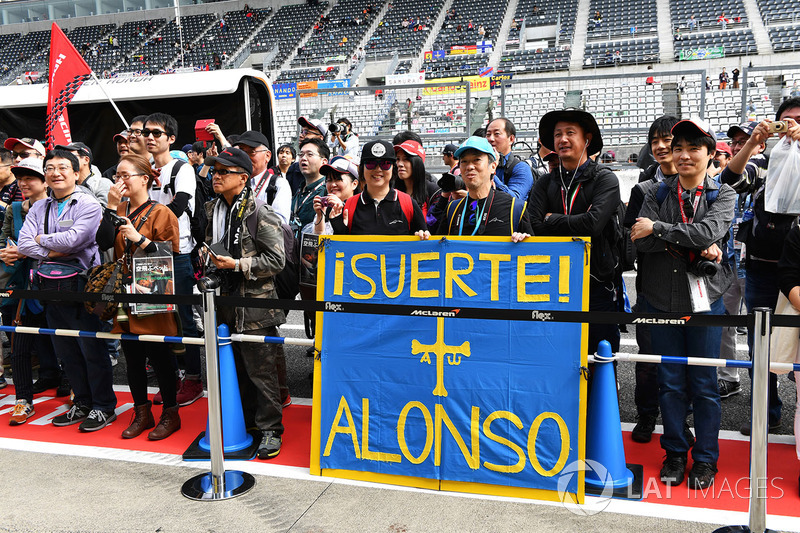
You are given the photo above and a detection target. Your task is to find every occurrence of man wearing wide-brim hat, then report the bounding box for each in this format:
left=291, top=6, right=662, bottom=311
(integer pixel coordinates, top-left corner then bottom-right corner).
left=528, top=108, right=622, bottom=355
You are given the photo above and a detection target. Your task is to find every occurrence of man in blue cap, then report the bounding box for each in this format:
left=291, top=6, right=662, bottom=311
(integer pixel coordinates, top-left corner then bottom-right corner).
left=631, top=118, right=735, bottom=489
left=420, top=136, right=530, bottom=238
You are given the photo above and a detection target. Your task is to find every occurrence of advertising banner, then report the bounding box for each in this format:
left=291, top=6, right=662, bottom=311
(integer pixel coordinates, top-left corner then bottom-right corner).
left=678, top=46, right=725, bottom=60
left=422, top=76, right=490, bottom=96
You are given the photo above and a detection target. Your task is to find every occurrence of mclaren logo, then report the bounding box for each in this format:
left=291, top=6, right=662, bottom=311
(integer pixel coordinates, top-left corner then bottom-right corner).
left=632, top=316, right=692, bottom=325
left=411, top=309, right=460, bottom=317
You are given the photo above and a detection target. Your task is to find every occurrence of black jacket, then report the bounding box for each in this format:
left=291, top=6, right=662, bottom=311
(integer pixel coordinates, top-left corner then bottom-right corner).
left=528, top=159, right=621, bottom=282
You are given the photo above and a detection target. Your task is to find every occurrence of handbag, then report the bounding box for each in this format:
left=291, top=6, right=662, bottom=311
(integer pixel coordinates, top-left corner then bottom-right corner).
left=34, top=260, right=85, bottom=293
left=769, top=291, right=800, bottom=374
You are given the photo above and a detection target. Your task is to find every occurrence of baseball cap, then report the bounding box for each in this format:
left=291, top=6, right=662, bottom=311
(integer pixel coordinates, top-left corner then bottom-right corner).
left=4, top=137, right=45, bottom=157
left=181, top=143, right=193, bottom=153
left=539, top=108, right=603, bottom=155
left=298, top=117, right=327, bottom=139
left=726, top=121, right=756, bottom=138
left=715, top=141, right=733, bottom=156
left=11, top=156, right=44, bottom=179
left=454, top=136, right=497, bottom=161
left=206, top=147, right=253, bottom=175
left=55, top=142, right=93, bottom=162
left=235, top=130, right=271, bottom=150
left=394, top=140, right=426, bottom=163
left=442, top=143, right=459, bottom=155
left=113, top=130, right=130, bottom=143
left=672, top=118, right=716, bottom=141
left=320, top=155, right=359, bottom=181
left=361, top=140, right=396, bottom=161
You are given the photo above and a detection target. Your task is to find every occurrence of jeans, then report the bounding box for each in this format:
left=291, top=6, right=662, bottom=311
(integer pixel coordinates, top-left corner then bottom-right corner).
left=45, top=303, right=116, bottom=412
left=745, top=268, right=782, bottom=425
left=633, top=294, right=659, bottom=417
left=719, top=276, right=745, bottom=382
left=174, top=253, right=202, bottom=377
left=645, top=298, right=723, bottom=464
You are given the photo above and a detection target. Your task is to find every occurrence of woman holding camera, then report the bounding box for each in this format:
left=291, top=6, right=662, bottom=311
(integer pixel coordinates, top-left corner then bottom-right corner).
left=329, top=118, right=359, bottom=158
left=308, top=155, right=360, bottom=235
left=96, top=154, right=182, bottom=440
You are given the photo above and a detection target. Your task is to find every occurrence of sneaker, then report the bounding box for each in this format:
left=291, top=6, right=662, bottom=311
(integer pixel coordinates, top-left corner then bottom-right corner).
left=740, top=419, right=781, bottom=436
left=9, top=400, right=34, bottom=426
left=631, top=413, right=657, bottom=443
left=153, top=378, right=182, bottom=406
left=257, top=431, right=281, bottom=459
left=736, top=326, right=747, bottom=335
left=660, top=452, right=687, bottom=486
left=79, top=409, right=117, bottom=432
left=282, top=395, right=292, bottom=408
left=688, top=461, right=717, bottom=490
left=176, top=379, right=204, bottom=407
left=52, top=403, right=91, bottom=427
left=718, top=379, right=741, bottom=399
left=32, top=377, right=60, bottom=394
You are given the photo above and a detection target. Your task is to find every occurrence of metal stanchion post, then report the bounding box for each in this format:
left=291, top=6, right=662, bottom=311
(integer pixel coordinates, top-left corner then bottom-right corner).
left=181, top=288, right=255, bottom=501
left=713, top=308, right=776, bottom=533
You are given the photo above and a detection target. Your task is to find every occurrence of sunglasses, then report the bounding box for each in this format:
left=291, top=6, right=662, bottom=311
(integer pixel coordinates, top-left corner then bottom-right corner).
left=212, top=168, right=245, bottom=176
left=364, top=160, right=393, bottom=171
left=141, top=128, right=168, bottom=139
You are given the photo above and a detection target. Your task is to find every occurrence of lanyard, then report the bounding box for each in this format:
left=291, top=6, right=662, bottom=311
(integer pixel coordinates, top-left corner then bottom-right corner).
left=292, top=179, right=323, bottom=216
left=457, top=189, right=494, bottom=236
left=677, top=182, right=703, bottom=223
left=560, top=182, right=582, bottom=215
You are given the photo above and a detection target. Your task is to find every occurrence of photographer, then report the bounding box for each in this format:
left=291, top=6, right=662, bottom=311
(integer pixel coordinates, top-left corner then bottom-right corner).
left=631, top=119, right=735, bottom=490
left=202, top=147, right=287, bottom=460
left=328, top=118, right=359, bottom=158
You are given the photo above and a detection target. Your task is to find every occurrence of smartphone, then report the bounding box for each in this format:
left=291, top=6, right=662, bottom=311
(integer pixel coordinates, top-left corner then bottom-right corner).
left=768, top=121, right=787, bottom=134
left=6, top=239, right=15, bottom=247
left=195, top=119, right=215, bottom=142
left=201, top=242, right=219, bottom=259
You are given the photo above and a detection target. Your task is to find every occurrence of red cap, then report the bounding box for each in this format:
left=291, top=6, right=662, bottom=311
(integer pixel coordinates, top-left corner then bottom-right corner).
left=394, top=140, right=426, bottom=163
left=716, top=141, right=732, bottom=157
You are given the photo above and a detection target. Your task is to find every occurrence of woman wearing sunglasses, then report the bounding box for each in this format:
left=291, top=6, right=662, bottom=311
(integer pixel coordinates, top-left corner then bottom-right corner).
left=329, top=140, right=427, bottom=235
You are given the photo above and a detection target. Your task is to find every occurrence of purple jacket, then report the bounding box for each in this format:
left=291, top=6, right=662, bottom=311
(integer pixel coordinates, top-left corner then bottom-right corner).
left=18, top=188, right=102, bottom=269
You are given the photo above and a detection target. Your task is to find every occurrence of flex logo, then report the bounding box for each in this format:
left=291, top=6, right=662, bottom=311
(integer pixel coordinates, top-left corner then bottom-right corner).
left=324, top=302, right=345, bottom=312
left=411, top=317, right=470, bottom=397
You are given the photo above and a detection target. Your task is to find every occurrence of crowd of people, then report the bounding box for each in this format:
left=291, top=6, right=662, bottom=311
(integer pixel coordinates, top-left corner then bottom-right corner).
left=1, top=99, right=800, bottom=489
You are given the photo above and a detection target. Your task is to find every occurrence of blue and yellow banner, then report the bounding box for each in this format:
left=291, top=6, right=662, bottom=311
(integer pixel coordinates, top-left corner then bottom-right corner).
left=311, top=237, right=589, bottom=501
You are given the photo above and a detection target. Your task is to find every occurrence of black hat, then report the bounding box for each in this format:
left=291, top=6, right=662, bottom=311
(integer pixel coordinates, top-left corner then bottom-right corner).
left=235, top=130, right=271, bottom=150
left=442, top=143, right=459, bottom=155
left=55, top=141, right=93, bottom=162
left=539, top=108, right=603, bottom=155
left=206, top=147, right=253, bottom=176
left=360, top=140, right=396, bottom=161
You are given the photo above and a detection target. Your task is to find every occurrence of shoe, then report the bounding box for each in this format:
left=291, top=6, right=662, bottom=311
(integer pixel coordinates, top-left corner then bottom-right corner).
left=282, top=394, right=292, bottom=408
left=740, top=419, right=781, bottom=436
left=176, top=378, right=204, bottom=407
left=52, top=403, right=91, bottom=427
left=79, top=409, right=117, bottom=432
left=32, top=377, right=60, bottom=394
left=718, top=379, right=741, bottom=399
left=736, top=326, right=747, bottom=335
left=257, top=431, right=281, bottom=459
left=9, top=400, right=34, bottom=425
left=631, top=414, right=656, bottom=443
left=153, top=378, right=182, bottom=406
left=660, top=452, right=687, bottom=486
left=55, top=378, right=71, bottom=398
left=684, top=422, right=695, bottom=447
left=148, top=405, right=181, bottom=440
left=688, top=461, right=717, bottom=490
left=121, top=402, right=155, bottom=439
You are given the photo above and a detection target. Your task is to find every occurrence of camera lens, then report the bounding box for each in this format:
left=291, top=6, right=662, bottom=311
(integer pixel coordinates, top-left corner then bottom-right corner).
left=197, top=273, right=221, bottom=292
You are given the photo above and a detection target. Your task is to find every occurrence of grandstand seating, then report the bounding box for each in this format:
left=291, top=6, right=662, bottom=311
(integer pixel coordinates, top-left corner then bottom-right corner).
left=756, top=0, right=797, bottom=25
left=432, top=0, right=508, bottom=51
left=291, top=0, right=386, bottom=67
left=422, top=52, right=490, bottom=79
left=366, top=0, right=445, bottom=60
left=251, top=2, right=329, bottom=70
left=499, top=86, right=566, bottom=132
left=508, top=0, right=579, bottom=44
left=394, top=60, right=413, bottom=74
left=184, top=8, right=272, bottom=69
left=587, top=0, right=658, bottom=40
left=670, top=0, right=748, bottom=31
left=680, top=75, right=774, bottom=134
left=497, top=47, right=571, bottom=73
left=769, top=26, right=800, bottom=52
left=0, top=30, right=49, bottom=73
left=584, top=38, right=660, bottom=67
left=98, top=19, right=164, bottom=73
left=673, top=29, right=757, bottom=58
left=276, top=67, right=340, bottom=84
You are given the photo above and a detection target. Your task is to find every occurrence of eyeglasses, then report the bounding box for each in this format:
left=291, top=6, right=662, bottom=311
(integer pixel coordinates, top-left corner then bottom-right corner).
left=113, top=173, right=146, bottom=181
left=141, top=128, right=167, bottom=139
left=127, top=128, right=143, bottom=137
left=730, top=140, right=747, bottom=148
left=300, top=129, right=321, bottom=137
left=13, top=151, right=35, bottom=159
left=44, top=165, right=73, bottom=174
left=239, top=148, right=269, bottom=156
left=211, top=168, right=245, bottom=176
left=298, top=151, right=320, bottom=160
left=364, top=160, right=393, bottom=171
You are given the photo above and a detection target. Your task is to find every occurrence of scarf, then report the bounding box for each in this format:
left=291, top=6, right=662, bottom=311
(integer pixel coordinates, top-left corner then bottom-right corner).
left=212, top=186, right=252, bottom=259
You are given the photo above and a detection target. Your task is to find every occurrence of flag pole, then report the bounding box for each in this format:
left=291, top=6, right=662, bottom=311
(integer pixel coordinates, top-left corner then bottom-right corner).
left=88, top=71, right=129, bottom=129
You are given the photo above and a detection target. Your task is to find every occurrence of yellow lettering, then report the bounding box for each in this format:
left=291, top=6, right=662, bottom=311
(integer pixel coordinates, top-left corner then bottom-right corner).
left=482, top=411, right=526, bottom=474
left=397, top=401, right=434, bottom=464
left=445, top=252, right=477, bottom=299
left=333, top=251, right=345, bottom=296
left=559, top=256, right=570, bottom=303
left=517, top=255, right=550, bottom=303
left=349, top=253, right=377, bottom=300
left=323, top=396, right=360, bottom=458
left=478, top=253, right=511, bottom=301
left=410, top=252, right=440, bottom=298
left=527, top=412, right=570, bottom=477
left=434, top=404, right=480, bottom=469
left=361, top=398, right=401, bottom=463
left=380, top=254, right=406, bottom=298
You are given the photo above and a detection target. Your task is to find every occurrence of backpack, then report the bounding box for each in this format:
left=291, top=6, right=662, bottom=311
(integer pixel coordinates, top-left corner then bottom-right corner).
left=443, top=196, right=527, bottom=234
left=163, top=160, right=211, bottom=249
left=344, top=191, right=414, bottom=232
left=254, top=170, right=280, bottom=206
left=735, top=189, right=797, bottom=262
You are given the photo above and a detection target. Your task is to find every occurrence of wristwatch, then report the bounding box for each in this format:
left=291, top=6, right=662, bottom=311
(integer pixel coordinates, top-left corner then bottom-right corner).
left=136, top=235, right=146, bottom=246
left=234, top=259, right=240, bottom=272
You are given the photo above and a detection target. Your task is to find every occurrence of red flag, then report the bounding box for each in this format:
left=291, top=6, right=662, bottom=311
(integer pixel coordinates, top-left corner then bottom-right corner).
left=46, top=23, right=92, bottom=150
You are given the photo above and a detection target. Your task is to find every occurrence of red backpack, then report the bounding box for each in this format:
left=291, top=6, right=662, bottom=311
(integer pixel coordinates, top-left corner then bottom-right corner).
left=344, top=190, right=414, bottom=232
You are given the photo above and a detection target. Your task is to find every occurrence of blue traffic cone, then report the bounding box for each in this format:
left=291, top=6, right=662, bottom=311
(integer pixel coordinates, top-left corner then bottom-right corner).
left=585, top=340, right=637, bottom=494
left=183, top=323, right=260, bottom=461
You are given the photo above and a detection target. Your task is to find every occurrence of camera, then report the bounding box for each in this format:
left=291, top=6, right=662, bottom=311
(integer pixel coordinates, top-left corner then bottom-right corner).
left=438, top=172, right=466, bottom=193
left=329, top=123, right=344, bottom=133
left=197, top=265, right=242, bottom=293
left=768, top=121, right=788, bottom=134
left=319, top=196, right=330, bottom=208
left=689, top=258, right=721, bottom=277
left=108, top=212, right=127, bottom=228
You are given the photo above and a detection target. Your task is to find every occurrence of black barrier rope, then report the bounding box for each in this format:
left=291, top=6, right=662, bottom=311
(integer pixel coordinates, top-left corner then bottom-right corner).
left=2, top=287, right=793, bottom=328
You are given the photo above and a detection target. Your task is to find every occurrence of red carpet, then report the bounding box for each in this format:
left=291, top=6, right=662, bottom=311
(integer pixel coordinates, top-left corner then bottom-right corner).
left=0, top=386, right=797, bottom=517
